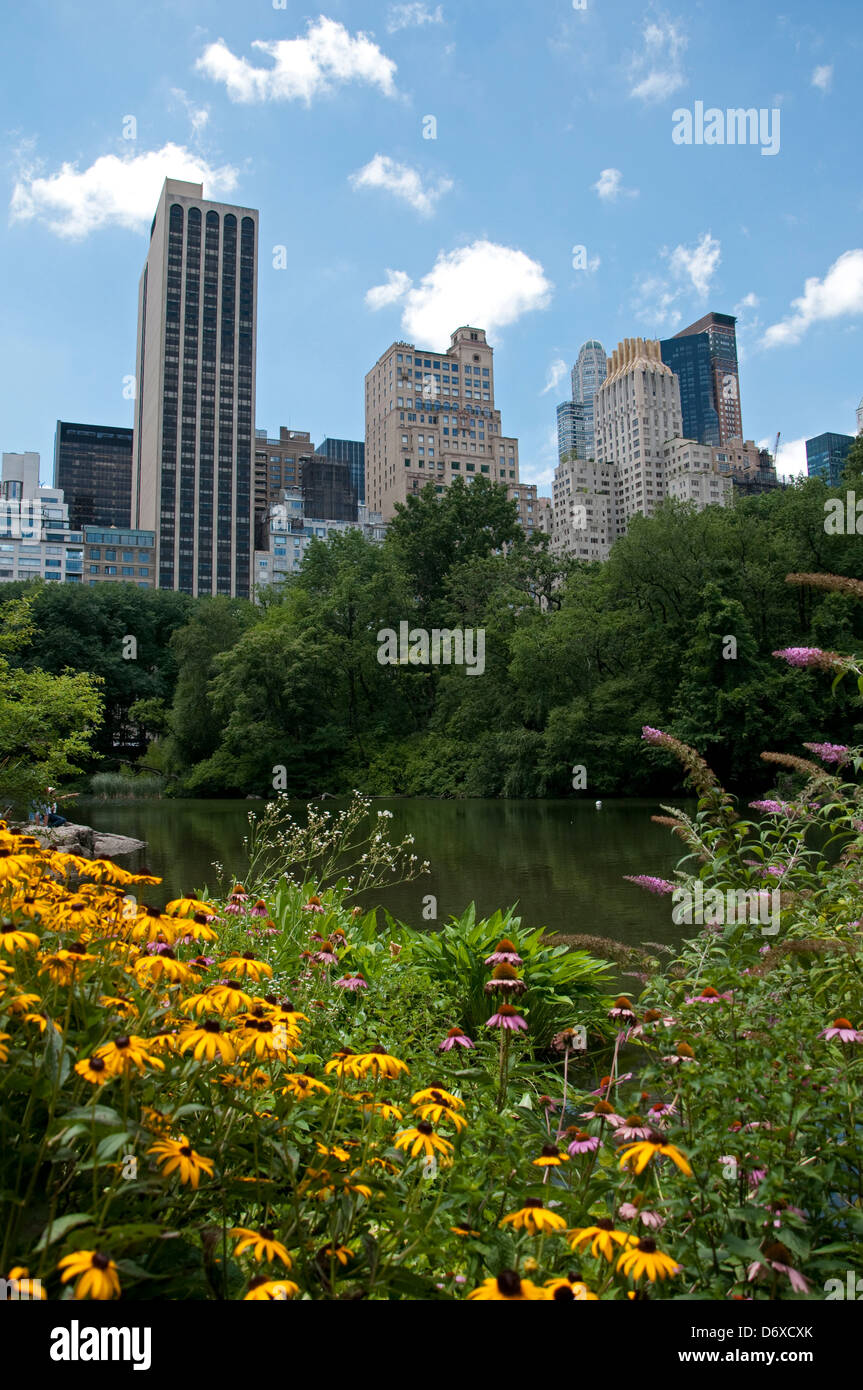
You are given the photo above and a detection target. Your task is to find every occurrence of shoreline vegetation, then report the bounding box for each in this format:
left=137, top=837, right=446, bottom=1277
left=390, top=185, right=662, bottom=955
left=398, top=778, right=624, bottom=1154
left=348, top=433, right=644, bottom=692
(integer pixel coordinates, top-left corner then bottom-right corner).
left=2, top=466, right=863, bottom=810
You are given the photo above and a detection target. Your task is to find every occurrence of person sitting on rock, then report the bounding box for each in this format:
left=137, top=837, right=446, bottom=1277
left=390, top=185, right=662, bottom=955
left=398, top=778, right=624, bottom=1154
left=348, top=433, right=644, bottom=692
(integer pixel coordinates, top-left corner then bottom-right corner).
left=37, top=786, right=77, bottom=827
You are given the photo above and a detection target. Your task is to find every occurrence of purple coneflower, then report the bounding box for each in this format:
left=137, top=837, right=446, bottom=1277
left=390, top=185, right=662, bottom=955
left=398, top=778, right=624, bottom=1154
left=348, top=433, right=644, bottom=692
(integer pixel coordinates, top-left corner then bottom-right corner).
left=646, top=1101, right=677, bottom=1122
left=223, top=901, right=242, bottom=915
left=618, top=1201, right=665, bottom=1230
left=335, top=973, right=367, bottom=991
left=819, top=1017, right=863, bottom=1043
left=439, top=1027, right=474, bottom=1051
left=486, top=1004, right=527, bottom=1031
left=685, top=986, right=732, bottom=1004
left=662, top=1042, right=696, bottom=1065
left=623, top=875, right=677, bottom=895
left=565, top=1127, right=600, bottom=1155
left=615, top=1116, right=653, bottom=1142
left=589, top=1072, right=633, bottom=1095
left=313, top=949, right=339, bottom=966
left=608, top=996, right=636, bottom=1021
left=484, top=937, right=523, bottom=966
left=747, top=1245, right=809, bottom=1295
left=249, top=899, right=268, bottom=918
left=579, top=1100, right=624, bottom=1127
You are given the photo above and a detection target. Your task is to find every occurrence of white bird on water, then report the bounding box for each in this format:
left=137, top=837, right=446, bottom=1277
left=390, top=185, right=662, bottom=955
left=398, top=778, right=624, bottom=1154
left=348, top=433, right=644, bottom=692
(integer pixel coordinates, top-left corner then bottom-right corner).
left=595, top=800, right=603, bottom=810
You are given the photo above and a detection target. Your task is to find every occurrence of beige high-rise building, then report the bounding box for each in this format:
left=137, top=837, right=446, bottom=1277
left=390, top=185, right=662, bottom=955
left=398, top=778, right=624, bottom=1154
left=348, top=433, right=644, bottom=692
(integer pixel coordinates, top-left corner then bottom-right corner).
left=551, top=454, right=617, bottom=561
left=594, top=338, right=683, bottom=531
left=364, top=326, right=521, bottom=522
left=663, top=438, right=733, bottom=508
left=132, top=178, right=258, bottom=597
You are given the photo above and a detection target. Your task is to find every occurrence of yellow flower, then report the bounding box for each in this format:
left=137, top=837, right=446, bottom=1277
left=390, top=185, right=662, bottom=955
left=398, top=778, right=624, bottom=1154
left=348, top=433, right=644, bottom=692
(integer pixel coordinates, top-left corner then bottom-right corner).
left=411, top=1087, right=467, bottom=1130
left=319, top=1245, right=353, bottom=1267
left=568, top=1221, right=635, bottom=1261
left=532, top=1144, right=570, bottom=1167
left=178, top=1021, right=237, bottom=1063
left=220, top=953, right=273, bottom=982
left=4, top=1266, right=46, bottom=1299
left=324, top=1049, right=365, bottom=1079
left=244, top=1277, right=299, bottom=1300
left=0, top=927, right=40, bottom=954
left=230, top=1227, right=293, bottom=1267
left=236, top=1019, right=294, bottom=1059
left=545, top=1276, right=599, bottom=1301
left=500, top=1201, right=567, bottom=1234
left=350, top=1092, right=403, bottom=1120
left=411, top=1086, right=464, bottom=1109
left=4, top=991, right=41, bottom=1015
left=617, top=1139, right=693, bottom=1177
left=355, top=1047, right=409, bottom=1079
left=0, top=1033, right=10, bottom=1064
left=617, top=1238, right=681, bottom=1282
left=467, top=1272, right=548, bottom=1301
left=166, top=897, right=214, bottom=918
left=206, top=981, right=254, bottom=1015
left=280, top=1072, right=330, bottom=1100
left=393, top=1122, right=454, bottom=1159
left=57, top=1250, right=121, bottom=1300
left=99, top=995, right=138, bottom=1018
left=95, top=1035, right=165, bottom=1076
left=133, top=952, right=194, bottom=985
left=38, top=946, right=97, bottom=983
left=75, top=1055, right=112, bottom=1085
left=148, top=1136, right=215, bottom=1188
left=315, top=1141, right=353, bottom=1162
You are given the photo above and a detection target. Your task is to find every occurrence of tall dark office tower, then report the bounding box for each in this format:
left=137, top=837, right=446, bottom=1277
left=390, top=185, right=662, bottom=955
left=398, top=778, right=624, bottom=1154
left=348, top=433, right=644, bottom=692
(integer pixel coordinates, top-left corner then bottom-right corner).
left=316, top=437, right=365, bottom=504
left=132, top=178, right=258, bottom=597
left=658, top=334, right=721, bottom=446
left=302, top=456, right=358, bottom=522
left=806, top=432, right=855, bottom=486
left=670, top=312, right=742, bottom=445
left=53, top=422, right=133, bottom=529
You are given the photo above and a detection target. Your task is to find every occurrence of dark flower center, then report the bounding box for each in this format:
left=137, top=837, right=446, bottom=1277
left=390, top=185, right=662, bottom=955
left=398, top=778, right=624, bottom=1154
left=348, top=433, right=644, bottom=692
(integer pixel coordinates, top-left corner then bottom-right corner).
left=417, top=1122, right=433, bottom=1136
left=92, top=1252, right=110, bottom=1271
left=496, top=1270, right=522, bottom=1296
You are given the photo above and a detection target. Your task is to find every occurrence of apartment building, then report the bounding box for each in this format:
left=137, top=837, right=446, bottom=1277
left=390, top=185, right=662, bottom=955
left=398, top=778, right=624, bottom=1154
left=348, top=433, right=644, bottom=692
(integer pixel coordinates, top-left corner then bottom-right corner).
left=595, top=338, right=683, bottom=531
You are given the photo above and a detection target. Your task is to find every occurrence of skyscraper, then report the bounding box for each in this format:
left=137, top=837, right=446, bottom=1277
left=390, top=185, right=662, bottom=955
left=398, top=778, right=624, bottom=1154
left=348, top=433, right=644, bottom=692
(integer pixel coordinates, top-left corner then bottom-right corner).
left=132, top=178, right=258, bottom=597
left=806, top=432, right=855, bottom=486
left=658, top=333, right=720, bottom=445
left=594, top=338, right=683, bottom=530
left=556, top=399, right=584, bottom=460
left=364, top=326, right=521, bottom=522
left=302, top=456, right=358, bottom=522
left=670, top=312, right=741, bottom=445
left=570, top=340, right=607, bottom=460
left=857, top=396, right=863, bottom=436
left=316, top=438, right=366, bottom=505
left=53, top=422, right=133, bottom=530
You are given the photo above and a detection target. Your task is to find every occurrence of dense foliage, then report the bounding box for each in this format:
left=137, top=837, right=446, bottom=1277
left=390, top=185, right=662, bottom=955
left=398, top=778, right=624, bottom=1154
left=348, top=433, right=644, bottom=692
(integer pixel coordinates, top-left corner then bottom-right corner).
left=4, top=473, right=863, bottom=799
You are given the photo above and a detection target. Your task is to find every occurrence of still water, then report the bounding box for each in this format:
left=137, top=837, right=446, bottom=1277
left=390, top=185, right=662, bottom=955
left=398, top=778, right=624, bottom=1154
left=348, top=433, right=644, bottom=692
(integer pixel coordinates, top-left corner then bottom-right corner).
left=76, top=796, right=693, bottom=952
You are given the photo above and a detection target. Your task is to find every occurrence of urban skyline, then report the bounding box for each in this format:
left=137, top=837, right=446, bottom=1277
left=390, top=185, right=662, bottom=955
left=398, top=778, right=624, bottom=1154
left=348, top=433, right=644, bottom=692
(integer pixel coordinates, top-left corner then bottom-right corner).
left=2, top=2, right=861, bottom=492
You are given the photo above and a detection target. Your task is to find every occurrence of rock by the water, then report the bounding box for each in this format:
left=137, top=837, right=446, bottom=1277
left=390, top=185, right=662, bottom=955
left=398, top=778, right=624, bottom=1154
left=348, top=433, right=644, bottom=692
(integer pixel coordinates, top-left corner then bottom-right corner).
left=15, top=822, right=146, bottom=859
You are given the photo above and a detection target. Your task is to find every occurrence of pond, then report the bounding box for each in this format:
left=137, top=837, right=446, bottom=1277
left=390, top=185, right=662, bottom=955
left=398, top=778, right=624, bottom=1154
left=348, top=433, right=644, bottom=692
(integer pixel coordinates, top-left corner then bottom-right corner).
left=75, top=795, right=694, bottom=954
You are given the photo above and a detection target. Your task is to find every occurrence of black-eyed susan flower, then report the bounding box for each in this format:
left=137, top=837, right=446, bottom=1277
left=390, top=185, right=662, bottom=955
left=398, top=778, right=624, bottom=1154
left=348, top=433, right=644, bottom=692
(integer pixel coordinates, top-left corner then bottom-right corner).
left=38, top=945, right=97, bottom=984
left=230, top=1227, right=292, bottom=1266
left=244, top=1276, right=299, bottom=1300
left=183, top=912, right=219, bottom=942
left=134, top=950, right=194, bottom=985
left=411, top=1087, right=467, bottom=1131
left=57, top=1250, right=121, bottom=1300
left=220, top=952, right=273, bottom=983
left=236, top=1018, right=294, bottom=1060
left=281, top=1072, right=330, bottom=1100
left=324, top=1048, right=364, bottom=1079
left=99, top=995, right=138, bottom=1018
left=617, top=1238, right=681, bottom=1283
left=0, top=925, right=40, bottom=954
left=350, top=1092, right=403, bottom=1120
left=500, top=1199, right=568, bottom=1234
left=467, top=1271, right=547, bottom=1301
left=315, top=1141, right=353, bottom=1162
left=533, top=1144, right=570, bottom=1168
left=75, top=1055, right=111, bottom=1085
left=3, top=1266, right=45, bottom=1299
left=568, top=1220, right=635, bottom=1261
left=617, top=1135, right=693, bottom=1177
left=354, top=1046, right=409, bottom=1079
left=206, top=980, right=254, bottom=1014
left=178, top=1020, right=237, bottom=1063
left=0, top=1032, right=9, bottom=1064
left=393, top=1121, right=453, bottom=1160
left=95, top=1035, right=165, bottom=1077
left=411, top=1086, right=464, bottom=1109
left=545, top=1275, right=599, bottom=1301
left=166, top=897, right=214, bottom=919
left=148, top=1136, right=215, bottom=1188
left=318, top=1245, right=353, bottom=1268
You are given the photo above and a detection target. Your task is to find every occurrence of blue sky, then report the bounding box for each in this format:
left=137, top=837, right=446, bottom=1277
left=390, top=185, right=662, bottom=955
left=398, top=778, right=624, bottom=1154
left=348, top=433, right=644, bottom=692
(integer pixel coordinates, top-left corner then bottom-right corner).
left=2, top=0, right=861, bottom=491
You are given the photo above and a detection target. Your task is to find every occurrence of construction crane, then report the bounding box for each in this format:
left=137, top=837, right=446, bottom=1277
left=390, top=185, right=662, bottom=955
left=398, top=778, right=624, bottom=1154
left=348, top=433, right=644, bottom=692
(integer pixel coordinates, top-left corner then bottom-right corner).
left=773, top=432, right=781, bottom=467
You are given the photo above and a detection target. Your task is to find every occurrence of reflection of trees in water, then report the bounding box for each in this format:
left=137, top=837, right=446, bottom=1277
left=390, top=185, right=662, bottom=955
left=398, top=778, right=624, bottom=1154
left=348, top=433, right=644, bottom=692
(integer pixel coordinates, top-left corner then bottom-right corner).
left=75, top=797, right=690, bottom=948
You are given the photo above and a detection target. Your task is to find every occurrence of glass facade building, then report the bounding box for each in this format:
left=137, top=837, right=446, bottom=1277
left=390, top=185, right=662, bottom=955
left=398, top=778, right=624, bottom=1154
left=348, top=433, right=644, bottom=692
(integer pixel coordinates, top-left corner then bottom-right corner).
left=315, top=437, right=366, bottom=505
left=570, top=340, right=607, bottom=461
left=53, top=422, right=133, bottom=530
left=658, top=333, right=721, bottom=446
left=668, top=313, right=742, bottom=445
left=806, top=432, right=855, bottom=486
left=302, top=456, right=358, bottom=522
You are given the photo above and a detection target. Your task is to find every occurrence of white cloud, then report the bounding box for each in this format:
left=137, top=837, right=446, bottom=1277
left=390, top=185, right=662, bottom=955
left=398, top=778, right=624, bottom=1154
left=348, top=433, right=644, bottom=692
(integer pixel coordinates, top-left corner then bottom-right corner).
left=364, top=239, right=553, bottom=345
left=812, top=64, right=833, bottom=93
left=9, top=143, right=239, bottom=239
left=170, top=89, right=210, bottom=135
left=349, top=154, right=452, bottom=216
left=735, top=291, right=759, bottom=311
left=633, top=233, right=721, bottom=330
left=758, top=435, right=808, bottom=477
left=541, top=358, right=569, bottom=396
left=762, top=249, right=863, bottom=347
left=628, top=15, right=687, bottom=102
left=387, top=3, right=444, bottom=32
left=196, top=18, right=397, bottom=105
left=592, top=168, right=638, bottom=202
left=365, top=269, right=413, bottom=310
left=667, top=232, right=721, bottom=296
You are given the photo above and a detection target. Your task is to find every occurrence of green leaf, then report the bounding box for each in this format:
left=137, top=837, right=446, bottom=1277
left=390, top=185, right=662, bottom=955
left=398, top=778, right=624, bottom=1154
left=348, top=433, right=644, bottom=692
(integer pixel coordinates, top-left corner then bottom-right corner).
left=35, top=1212, right=95, bottom=1251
